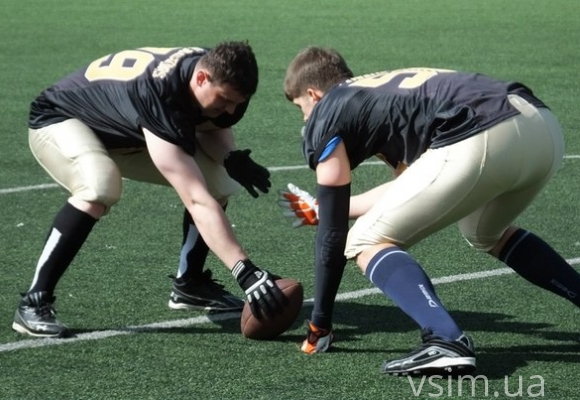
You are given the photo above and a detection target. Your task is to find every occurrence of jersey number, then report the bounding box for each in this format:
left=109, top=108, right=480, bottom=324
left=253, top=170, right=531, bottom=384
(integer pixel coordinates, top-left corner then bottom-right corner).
left=84, top=48, right=178, bottom=82
left=348, top=68, right=455, bottom=89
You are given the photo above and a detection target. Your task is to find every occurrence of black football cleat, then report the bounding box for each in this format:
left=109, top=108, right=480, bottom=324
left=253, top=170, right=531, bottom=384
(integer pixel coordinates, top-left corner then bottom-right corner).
left=168, top=270, right=244, bottom=312
left=12, top=291, right=70, bottom=338
left=382, top=329, right=476, bottom=376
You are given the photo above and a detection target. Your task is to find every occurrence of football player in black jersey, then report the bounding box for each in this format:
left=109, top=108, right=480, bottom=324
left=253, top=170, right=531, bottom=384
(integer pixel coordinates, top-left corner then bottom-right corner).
left=279, top=46, right=580, bottom=376
left=13, top=41, right=289, bottom=338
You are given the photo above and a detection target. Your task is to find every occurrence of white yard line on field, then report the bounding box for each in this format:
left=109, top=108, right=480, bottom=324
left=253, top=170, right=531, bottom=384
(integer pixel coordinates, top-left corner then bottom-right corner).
left=2, top=257, right=580, bottom=353
left=0, top=162, right=367, bottom=195
left=2, top=159, right=579, bottom=352
left=2, top=155, right=579, bottom=195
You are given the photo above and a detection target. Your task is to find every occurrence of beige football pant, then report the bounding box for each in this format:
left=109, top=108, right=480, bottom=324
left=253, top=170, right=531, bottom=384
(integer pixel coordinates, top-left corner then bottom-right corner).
left=345, top=94, right=564, bottom=259
left=28, top=118, right=241, bottom=212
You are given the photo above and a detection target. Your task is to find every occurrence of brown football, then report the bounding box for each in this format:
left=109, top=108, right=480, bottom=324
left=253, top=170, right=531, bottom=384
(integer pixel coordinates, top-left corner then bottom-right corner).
left=240, top=278, right=304, bottom=340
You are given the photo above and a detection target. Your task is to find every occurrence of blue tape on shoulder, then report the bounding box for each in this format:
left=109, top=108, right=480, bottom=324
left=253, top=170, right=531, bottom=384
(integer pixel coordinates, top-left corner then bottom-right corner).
left=318, top=136, right=342, bottom=162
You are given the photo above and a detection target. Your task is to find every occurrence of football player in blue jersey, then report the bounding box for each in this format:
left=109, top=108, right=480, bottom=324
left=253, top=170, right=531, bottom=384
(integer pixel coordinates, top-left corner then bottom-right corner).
left=279, top=46, right=580, bottom=376
left=13, top=41, right=288, bottom=338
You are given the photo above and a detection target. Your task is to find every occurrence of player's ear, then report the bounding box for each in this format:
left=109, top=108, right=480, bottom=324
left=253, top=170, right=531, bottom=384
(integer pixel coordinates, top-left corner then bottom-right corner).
left=195, top=70, right=210, bottom=86
left=306, top=88, right=324, bottom=102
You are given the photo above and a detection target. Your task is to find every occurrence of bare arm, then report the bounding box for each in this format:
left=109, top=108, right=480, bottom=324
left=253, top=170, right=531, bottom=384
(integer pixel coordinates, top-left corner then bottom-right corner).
left=143, top=128, right=245, bottom=269
left=349, top=182, right=393, bottom=218
left=348, top=162, right=404, bottom=218
left=280, top=154, right=401, bottom=223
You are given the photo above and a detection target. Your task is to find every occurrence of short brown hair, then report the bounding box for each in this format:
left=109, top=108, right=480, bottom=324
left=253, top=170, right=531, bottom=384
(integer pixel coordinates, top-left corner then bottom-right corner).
left=283, top=46, right=353, bottom=101
left=200, top=40, right=258, bottom=98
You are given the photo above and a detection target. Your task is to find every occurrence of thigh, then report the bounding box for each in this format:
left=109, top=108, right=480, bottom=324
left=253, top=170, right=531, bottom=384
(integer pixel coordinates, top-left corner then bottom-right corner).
left=193, top=145, right=241, bottom=199
left=459, top=97, right=564, bottom=250
left=29, top=119, right=122, bottom=206
left=110, top=141, right=241, bottom=199
left=109, top=147, right=169, bottom=185
left=345, top=134, right=493, bottom=259
left=458, top=180, right=551, bottom=251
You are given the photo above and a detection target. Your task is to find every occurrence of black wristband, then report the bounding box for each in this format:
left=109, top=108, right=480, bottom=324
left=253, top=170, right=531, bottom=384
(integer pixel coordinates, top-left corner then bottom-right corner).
left=232, top=259, right=258, bottom=286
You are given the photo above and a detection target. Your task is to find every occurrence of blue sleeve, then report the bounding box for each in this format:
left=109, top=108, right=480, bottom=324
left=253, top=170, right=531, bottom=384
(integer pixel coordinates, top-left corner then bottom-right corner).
left=318, top=136, right=342, bottom=163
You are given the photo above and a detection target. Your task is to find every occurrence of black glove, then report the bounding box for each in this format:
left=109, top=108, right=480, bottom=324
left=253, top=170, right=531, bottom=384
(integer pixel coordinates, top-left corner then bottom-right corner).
left=232, top=259, right=288, bottom=319
left=224, top=149, right=271, bottom=198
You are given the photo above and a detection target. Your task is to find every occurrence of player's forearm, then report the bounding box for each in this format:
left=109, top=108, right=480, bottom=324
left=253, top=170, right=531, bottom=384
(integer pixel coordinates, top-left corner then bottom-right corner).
left=311, top=184, right=350, bottom=327
left=349, top=181, right=393, bottom=218
left=186, top=200, right=246, bottom=269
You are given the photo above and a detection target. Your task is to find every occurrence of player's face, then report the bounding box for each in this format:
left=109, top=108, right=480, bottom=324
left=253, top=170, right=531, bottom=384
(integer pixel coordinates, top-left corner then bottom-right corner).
left=191, top=70, right=247, bottom=117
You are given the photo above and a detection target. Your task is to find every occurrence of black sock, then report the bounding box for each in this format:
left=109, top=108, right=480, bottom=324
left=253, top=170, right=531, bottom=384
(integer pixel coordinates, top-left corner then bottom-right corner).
left=28, top=202, right=98, bottom=295
left=175, top=204, right=226, bottom=283
left=499, top=229, right=580, bottom=307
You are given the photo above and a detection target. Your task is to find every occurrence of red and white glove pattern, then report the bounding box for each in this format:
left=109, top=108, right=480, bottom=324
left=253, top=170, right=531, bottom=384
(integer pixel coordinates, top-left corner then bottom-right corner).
left=277, top=183, right=319, bottom=227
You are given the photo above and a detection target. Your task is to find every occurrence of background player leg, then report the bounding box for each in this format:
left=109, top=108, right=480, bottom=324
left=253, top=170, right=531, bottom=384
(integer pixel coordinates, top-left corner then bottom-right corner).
left=168, top=206, right=244, bottom=311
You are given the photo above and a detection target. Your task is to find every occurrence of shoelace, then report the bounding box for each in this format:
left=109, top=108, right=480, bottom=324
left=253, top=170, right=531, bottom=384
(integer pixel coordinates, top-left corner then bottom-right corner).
left=420, top=328, right=438, bottom=343
left=24, top=292, right=57, bottom=320
left=419, top=329, right=473, bottom=355
left=35, top=303, right=57, bottom=320
left=422, top=327, right=470, bottom=343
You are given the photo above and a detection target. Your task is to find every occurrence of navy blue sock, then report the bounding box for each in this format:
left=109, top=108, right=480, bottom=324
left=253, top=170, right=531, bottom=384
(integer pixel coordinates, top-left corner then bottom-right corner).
left=499, top=229, right=580, bottom=307
left=365, top=246, right=463, bottom=341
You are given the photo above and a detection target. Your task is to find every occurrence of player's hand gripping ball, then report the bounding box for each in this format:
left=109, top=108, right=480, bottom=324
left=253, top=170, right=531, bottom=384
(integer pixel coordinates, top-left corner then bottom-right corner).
left=240, top=278, right=304, bottom=340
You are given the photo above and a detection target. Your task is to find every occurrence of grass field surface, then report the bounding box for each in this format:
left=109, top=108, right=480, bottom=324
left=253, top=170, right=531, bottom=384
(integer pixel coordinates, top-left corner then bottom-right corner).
left=1, top=1, right=579, bottom=399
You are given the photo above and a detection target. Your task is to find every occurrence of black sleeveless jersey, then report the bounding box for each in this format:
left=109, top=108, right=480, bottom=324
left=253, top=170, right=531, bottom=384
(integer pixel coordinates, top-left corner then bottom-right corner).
left=29, top=47, right=249, bottom=156
left=302, top=68, right=547, bottom=170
